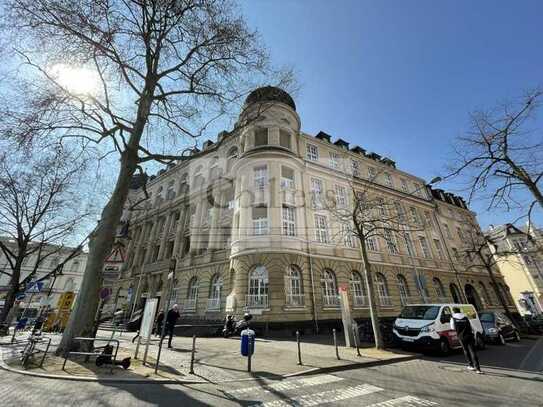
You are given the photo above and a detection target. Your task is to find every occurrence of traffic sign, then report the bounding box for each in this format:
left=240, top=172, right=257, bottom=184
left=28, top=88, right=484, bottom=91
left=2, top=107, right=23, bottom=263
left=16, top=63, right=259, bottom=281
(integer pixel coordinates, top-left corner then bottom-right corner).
left=25, top=281, right=44, bottom=293
left=15, top=292, right=25, bottom=301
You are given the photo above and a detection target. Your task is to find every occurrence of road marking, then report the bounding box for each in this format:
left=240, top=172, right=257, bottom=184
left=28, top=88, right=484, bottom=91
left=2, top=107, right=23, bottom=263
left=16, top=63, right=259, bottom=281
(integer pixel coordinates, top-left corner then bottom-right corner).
left=366, top=395, right=439, bottom=406
left=225, top=374, right=344, bottom=396
left=260, top=383, right=383, bottom=406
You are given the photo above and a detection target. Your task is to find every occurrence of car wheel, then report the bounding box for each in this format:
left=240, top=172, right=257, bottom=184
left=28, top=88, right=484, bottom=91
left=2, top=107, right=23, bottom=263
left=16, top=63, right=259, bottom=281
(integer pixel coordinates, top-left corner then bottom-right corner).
left=514, top=331, right=521, bottom=342
left=498, top=333, right=506, bottom=345
left=439, top=338, right=450, bottom=355
left=476, top=334, right=486, bottom=350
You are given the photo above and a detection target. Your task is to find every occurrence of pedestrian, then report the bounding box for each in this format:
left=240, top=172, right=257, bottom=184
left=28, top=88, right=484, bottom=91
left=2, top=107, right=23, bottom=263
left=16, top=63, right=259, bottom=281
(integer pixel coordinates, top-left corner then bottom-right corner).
left=451, top=307, right=482, bottom=374
left=155, top=310, right=164, bottom=336
left=163, top=304, right=180, bottom=348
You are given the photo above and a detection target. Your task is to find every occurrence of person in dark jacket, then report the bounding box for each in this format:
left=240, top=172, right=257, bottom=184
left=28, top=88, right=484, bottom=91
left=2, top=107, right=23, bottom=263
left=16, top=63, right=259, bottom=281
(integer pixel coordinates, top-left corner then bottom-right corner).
left=451, top=307, right=482, bottom=374
left=155, top=310, right=164, bottom=336
left=163, top=304, right=180, bottom=348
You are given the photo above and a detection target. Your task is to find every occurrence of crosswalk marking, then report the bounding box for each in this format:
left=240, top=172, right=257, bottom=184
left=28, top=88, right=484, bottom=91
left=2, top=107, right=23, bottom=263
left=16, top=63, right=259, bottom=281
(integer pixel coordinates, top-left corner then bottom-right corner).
left=366, top=395, right=439, bottom=407
left=260, top=383, right=384, bottom=407
left=225, top=374, right=344, bottom=396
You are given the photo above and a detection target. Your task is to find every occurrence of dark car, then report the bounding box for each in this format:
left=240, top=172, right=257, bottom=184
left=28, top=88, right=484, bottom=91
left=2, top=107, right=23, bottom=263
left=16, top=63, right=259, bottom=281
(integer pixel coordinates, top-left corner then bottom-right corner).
left=479, top=311, right=520, bottom=344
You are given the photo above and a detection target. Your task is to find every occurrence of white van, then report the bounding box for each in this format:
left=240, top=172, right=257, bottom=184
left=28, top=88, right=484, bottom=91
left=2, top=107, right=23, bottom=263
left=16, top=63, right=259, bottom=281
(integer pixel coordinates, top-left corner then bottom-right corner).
left=393, top=303, right=485, bottom=354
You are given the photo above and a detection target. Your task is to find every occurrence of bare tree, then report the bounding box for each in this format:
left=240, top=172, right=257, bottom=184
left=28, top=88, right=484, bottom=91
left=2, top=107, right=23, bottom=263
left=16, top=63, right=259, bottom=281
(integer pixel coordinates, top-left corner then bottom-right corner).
left=0, top=144, right=90, bottom=325
left=324, top=170, right=429, bottom=349
left=448, top=89, right=543, bottom=226
left=2, top=0, right=292, bottom=352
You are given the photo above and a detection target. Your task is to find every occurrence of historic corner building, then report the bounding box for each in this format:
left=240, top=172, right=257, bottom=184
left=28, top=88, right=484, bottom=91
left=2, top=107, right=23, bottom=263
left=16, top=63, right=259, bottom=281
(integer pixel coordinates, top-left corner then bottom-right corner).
left=114, top=86, right=513, bottom=332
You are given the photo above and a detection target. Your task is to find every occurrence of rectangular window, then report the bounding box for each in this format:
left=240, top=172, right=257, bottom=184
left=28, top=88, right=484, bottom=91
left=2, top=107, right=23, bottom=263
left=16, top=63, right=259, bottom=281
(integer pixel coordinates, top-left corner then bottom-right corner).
left=384, top=229, right=399, bottom=254
left=335, top=184, right=347, bottom=208
left=366, top=236, right=378, bottom=251
left=280, top=166, right=295, bottom=189
left=443, top=223, right=451, bottom=239
left=310, top=178, right=324, bottom=208
left=342, top=224, right=356, bottom=248
left=384, top=172, right=393, bottom=187
left=434, top=239, right=445, bottom=260
left=394, top=202, right=406, bottom=222
left=252, top=206, right=268, bottom=235
left=282, top=206, right=296, bottom=237
left=377, top=197, right=387, bottom=216
left=400, top=179, right=408, bottom=192
left=329, top=151, right=340, bottom=169
left=409, top=207, right=419, bottom=224
left=306, top=143, right=319, bottom=161
left=279, top=129, right=291, bottom=149
left=452, top=247, right=460, bottom=261
left=254, top=128, right=268, bottom=146
left=351, top=160, right=360, bottom=178
left=368, top=167, right=377, bottom=180
left=314, top=214, right=329, bottom=243
left=254, top=166, right=267, bottom=190
left=403, top=233, right=415, bottom=256
left=419, top=236, right=431, bottom=258
left=425, top=211, right=434, bottom=229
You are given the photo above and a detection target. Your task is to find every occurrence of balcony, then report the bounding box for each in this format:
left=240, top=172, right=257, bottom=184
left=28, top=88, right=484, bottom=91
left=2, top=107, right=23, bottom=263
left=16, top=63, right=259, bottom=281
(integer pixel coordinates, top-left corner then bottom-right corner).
left=353, top=295, right=368, bottom=307
left=322, top=294, right=340, bottom=307
left=183, top=298, right=197, bottom=312
left=285, top=293, right=305, bottom=307
left=245, top=294, right=269, bottom=309
left=379, top=295, right=393, bottom=306
left=207, top=297, right=221, bottom=311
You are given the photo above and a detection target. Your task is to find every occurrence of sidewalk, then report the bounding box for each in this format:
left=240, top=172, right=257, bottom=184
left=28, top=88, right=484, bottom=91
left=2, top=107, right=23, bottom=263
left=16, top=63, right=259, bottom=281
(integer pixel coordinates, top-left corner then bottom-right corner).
left=0, top=330, right=418, bottom=384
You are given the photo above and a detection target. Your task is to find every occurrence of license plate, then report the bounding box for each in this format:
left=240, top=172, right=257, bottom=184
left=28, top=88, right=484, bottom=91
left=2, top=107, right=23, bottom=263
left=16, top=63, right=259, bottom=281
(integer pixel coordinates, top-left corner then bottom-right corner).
left=403, top=337, right=414, bottom=342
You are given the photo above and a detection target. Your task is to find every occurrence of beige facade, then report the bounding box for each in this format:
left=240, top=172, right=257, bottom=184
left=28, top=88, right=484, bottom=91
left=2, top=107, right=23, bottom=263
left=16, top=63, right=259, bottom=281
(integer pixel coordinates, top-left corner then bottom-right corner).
left=487, top=224, right=543, bottom=316
left=114, top=87, right=511, bottom=330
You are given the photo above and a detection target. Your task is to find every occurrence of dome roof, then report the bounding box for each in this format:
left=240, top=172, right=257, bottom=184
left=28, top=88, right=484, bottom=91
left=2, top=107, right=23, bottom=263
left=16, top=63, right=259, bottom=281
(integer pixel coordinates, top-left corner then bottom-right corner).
left=245, top=86, right=296, bottom=111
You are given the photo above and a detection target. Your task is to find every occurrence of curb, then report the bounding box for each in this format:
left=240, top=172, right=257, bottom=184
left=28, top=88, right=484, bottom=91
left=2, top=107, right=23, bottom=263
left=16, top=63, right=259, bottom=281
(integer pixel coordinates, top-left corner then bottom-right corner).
left=0, top=349, right=206, bottom=385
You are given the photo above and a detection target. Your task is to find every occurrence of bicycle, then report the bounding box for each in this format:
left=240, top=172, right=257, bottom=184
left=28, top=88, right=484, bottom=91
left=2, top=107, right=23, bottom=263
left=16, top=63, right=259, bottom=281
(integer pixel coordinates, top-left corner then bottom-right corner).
left=20, top=332, right=41, bottom=368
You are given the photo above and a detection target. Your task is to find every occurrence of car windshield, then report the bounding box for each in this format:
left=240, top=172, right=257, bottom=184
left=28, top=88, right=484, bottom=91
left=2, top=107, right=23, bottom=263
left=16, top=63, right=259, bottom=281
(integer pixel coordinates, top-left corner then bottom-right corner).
left=399, top=306, right=440, bottom=320
left=479, top=312, right=494, bottom=322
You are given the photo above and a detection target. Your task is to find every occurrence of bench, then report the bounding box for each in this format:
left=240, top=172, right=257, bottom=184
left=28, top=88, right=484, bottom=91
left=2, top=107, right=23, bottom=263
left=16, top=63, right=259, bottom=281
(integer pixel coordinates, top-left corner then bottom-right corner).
left=62, top=337, right=120, bottom=372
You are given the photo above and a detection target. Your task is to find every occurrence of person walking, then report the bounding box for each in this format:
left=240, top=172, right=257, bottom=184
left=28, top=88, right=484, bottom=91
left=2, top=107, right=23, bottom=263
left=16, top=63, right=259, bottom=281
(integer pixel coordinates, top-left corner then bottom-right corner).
left=163, top=304, right=180, bottom=348
left=155, top=310, right=164, bottom=336
left=451, top=307, right=482, bottom=374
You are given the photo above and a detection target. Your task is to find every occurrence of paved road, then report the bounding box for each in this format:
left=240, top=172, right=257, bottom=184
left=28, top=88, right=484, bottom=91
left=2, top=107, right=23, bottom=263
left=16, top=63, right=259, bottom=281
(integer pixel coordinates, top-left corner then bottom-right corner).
left=1, top=338, right=542, bottom=406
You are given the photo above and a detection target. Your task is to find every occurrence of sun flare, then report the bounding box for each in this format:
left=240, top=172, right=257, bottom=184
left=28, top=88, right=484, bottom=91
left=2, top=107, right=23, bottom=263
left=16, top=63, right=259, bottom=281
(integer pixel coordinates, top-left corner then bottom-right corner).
left=50, top=64, right=100, bottom=96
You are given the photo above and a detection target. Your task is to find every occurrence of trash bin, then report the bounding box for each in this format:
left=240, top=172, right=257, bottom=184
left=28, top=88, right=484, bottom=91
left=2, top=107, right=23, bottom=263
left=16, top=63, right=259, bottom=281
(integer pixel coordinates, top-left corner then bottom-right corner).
left=240, top=328, right=255, bottom=356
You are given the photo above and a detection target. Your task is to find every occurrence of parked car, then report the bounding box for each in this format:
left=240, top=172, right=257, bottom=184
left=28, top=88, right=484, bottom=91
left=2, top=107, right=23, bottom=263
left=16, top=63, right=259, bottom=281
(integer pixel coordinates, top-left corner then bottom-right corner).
left=393, top=303, right=485, bottom=355
left=479, top=311, right=520, bottom=344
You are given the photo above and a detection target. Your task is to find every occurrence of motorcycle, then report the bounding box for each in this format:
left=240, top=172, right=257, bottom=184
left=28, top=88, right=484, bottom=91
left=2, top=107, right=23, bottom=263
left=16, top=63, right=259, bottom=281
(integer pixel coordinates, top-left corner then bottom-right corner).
left=222, top=313, right=252, bottom=338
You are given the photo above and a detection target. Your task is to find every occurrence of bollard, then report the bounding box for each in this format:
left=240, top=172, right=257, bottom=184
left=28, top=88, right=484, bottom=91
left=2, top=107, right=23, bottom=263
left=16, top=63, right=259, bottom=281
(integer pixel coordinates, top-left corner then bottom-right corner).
left=247, top=334, right=253, bottom=373
left=353, top=325, right=362, bottom=357
left=189, top=334, right=196, bottom=374
left=333, top=328, right=340, bottom=360
left=296, top=330, right=302, bottom=366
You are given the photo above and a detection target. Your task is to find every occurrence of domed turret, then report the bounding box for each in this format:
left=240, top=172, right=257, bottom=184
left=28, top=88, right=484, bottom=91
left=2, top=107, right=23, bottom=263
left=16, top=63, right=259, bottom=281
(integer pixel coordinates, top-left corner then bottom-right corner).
left=245, top=86, right=296, bottom=111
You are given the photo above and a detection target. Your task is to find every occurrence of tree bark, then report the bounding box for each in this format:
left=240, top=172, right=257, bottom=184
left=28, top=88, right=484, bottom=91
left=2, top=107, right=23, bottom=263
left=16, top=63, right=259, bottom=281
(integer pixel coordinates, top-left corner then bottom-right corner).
left=482, top=260, right=517, bottom=327
left=358, top=239, right=384, bottom=349
left=56, top=148, right=139, bottom=353
left=0, top=268, right=20, bottom=324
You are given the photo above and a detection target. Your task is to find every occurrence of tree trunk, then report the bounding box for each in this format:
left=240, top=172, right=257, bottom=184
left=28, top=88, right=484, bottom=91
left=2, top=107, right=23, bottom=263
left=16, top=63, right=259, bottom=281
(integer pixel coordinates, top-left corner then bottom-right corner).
left=484, top=263, right=517, bottom=327
left=358, top=239, right=384, bottom=349
left=56, top=148, right=139, bottom=354
left=0, top=269, right=20, bottom=324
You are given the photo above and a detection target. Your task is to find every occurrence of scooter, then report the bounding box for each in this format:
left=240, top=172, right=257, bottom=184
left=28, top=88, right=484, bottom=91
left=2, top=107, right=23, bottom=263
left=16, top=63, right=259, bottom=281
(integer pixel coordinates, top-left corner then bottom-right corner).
left=222, top=313, right=253, bottom=338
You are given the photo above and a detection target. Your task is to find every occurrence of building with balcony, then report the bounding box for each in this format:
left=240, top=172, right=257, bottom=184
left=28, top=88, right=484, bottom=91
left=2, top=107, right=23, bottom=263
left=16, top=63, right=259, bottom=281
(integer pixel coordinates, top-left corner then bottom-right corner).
left=114, top=86, right=512, bottom=332
left=486, top=224, right=543, bottom=316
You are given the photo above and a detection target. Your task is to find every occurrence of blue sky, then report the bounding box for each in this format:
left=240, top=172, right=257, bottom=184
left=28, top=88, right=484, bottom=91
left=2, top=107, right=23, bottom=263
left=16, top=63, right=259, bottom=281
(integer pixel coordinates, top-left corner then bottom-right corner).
left=240, top=0, right=543, bottom=228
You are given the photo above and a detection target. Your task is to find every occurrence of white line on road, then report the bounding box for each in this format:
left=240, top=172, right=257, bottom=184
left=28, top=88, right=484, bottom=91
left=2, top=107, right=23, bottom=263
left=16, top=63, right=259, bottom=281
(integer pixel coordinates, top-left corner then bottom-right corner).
left=365, top=395, right=439, bottom=407
left=260, top=383, right=384, bottom=407
left=225, top=374, right=345, bottom=396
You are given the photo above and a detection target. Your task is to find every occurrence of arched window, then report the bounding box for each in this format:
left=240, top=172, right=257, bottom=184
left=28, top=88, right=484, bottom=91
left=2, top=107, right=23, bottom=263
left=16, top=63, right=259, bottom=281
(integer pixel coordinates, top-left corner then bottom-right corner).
left=397, top=274, right=410, bottom=305
left=375, top=273, right=391, bottom=306
left=70, top=261, right=80, bottom=272
left=186, top=276, right=199, bottom=311
left=478, top=281, right=492, bottom=306
left=450, top=283, right=461, bottom=303
left=248, top=266, right=269, bottom=308
left=63, top=278, right=75, bottom=292
left=321, top=269, right=339, bottom=306
left=350, top=271, right=367, bottom=306
left=432, top=277, right=446, bottom=300
left=208, top=274, right=223, bottom=311
left=285, top=265, right=304, bottom=306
